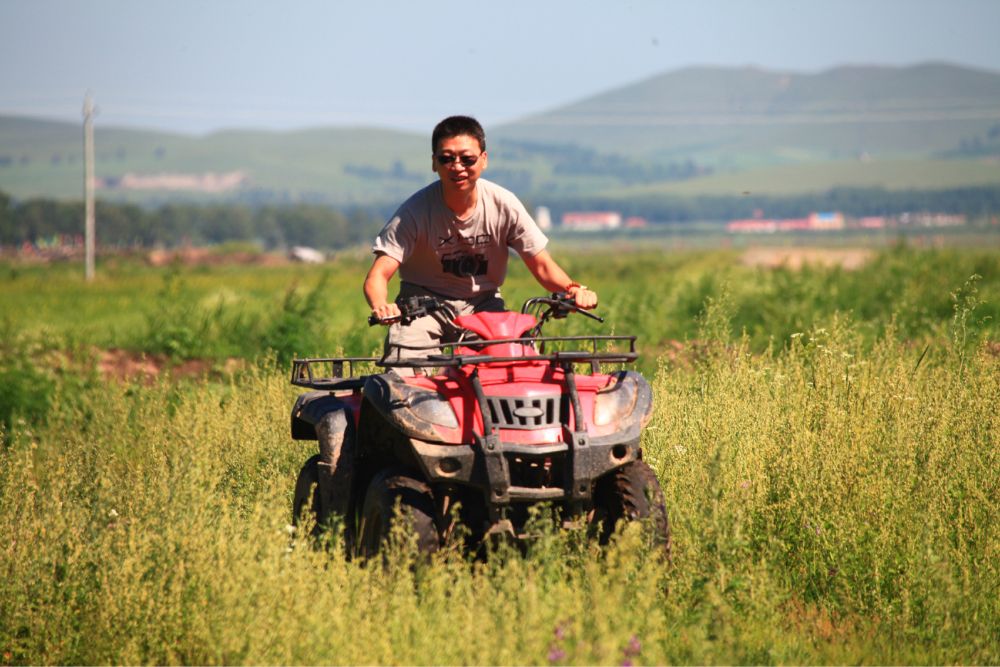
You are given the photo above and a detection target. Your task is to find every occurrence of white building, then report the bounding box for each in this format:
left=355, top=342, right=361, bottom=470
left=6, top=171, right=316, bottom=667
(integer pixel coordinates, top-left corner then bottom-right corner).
left=561, top=211, right=622, bottom=231
left=535, top=206, right=552, bottom=231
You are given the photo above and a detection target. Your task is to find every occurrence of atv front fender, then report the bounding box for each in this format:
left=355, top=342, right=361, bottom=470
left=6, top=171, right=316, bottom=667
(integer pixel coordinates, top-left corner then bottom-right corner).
left=291, top=392, right=357, bottom=519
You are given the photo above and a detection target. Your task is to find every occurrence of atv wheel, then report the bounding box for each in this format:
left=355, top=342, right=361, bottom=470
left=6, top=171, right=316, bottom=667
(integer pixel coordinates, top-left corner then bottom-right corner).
left=357, top=468, right=439, bottom=559
left=593, top=460, right=671, bottom=558
left=292, top=454, right=323, bottom=533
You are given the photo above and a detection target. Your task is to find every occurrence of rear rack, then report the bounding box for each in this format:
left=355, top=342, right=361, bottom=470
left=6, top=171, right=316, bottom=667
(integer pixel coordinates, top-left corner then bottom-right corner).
left=382, top=334, right=638, bottom=371
left=291, top=356, right=380, bottom=390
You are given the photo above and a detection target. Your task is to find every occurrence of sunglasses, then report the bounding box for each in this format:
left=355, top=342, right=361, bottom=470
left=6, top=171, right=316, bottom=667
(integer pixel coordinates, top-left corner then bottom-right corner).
left=435, top=153, right=481, bottom=167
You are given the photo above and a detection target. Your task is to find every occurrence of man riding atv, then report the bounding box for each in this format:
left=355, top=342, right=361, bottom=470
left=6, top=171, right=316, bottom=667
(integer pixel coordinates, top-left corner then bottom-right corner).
left=363, top=115, right=598, bottom=361
left=288, top=116, right=668, bottom=556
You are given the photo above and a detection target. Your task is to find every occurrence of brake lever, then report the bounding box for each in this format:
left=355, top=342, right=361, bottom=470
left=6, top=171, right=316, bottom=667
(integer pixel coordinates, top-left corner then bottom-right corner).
left=551, top=292, right=605, bottom=323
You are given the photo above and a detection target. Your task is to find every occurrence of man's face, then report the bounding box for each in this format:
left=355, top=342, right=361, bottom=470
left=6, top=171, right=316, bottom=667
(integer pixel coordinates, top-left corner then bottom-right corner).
left=432, top=134, right=487, bottom=196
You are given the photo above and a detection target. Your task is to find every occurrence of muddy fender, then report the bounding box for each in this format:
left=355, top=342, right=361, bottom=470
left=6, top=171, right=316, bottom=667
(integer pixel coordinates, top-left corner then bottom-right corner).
left=291, top=392, right=357, bottom=519
left=315, top=407, right=356, bottom=519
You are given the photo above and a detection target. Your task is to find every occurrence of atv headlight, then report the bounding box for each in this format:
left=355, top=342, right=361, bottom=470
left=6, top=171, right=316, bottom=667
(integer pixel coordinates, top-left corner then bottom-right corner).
left=404, top=388, right=459, bottom=428
left=593, top=375, right=639, bottom=426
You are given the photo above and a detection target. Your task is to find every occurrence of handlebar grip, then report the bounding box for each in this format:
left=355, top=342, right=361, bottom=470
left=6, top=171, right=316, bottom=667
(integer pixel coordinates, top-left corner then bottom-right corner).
left=369, top=314, right=401, bottom=326
left=551, top=291, right=604, bottom=322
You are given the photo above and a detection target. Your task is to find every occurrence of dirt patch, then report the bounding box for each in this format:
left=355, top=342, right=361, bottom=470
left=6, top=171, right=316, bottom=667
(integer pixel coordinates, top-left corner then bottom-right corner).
left=146, top=248, right=287, bottom=267
left=740, top=247, right=873, bottom=271
left=96, top=348, right=245, bottom=384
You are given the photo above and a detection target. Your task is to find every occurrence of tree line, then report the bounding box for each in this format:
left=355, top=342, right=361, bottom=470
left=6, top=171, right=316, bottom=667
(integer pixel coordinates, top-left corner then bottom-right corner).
left=0, top=190, right=387, bottom=249
left=2, top=183, right=998, bottom=250
left=540, top=185, right=1000, bottom=223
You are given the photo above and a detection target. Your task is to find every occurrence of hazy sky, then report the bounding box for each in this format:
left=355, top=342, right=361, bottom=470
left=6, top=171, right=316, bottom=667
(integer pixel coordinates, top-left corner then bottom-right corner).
left=2, top=0, right=999, bottom=135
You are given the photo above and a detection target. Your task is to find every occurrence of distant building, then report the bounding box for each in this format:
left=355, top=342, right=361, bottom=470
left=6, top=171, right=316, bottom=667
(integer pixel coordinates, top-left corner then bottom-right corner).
left=289, top=246, right=325, bottom=264
left=624, top=216, right=648, bottom=228
left=561, top=211, right=622, bottom=231
left=99, top=170, right=248, bottom=193
left=856, top=216, right=887, bottom=229
left=727, top=219, right=778, bottom=233
left=728, top=211, right=844, bottom=233
left=810, top=211, right=845, bottom=230
left=535, top=206, right=553, bottom=231
left=909, top=213, right=965, bottom=227
left=777, top=218, right=812, bottom=231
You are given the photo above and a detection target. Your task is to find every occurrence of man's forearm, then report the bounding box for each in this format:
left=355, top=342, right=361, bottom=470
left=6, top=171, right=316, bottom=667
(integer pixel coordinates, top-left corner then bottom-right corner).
left=363, top=274, right=388, bottom=309
left=523, top=250, right=573, bottom=291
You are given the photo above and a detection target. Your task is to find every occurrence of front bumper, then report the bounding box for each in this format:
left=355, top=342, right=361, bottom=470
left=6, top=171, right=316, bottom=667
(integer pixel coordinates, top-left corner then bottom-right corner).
left=408, top=431, right=640, bottom=505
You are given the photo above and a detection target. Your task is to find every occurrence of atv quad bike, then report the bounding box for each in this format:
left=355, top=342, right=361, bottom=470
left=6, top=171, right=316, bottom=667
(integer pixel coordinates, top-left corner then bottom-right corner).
left=290, top=293, right=669, bottom=558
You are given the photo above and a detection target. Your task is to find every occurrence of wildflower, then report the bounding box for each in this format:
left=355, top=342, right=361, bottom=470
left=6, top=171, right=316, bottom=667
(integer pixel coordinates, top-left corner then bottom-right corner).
left=108, top=508, right=119, bottom=519
left=624, top=634, right=642, bottom=657
left=548, top=646, right=566, bottom=663
left=285, top=524, right=297, bottom=536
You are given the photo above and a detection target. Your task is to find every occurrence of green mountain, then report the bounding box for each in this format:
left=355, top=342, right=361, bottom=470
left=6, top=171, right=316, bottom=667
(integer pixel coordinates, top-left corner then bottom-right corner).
left=2, top=62, right=999, bottom=206
left=0, top=118, right=428, bottom=205
left=496, top=62, right=1000, bottom=166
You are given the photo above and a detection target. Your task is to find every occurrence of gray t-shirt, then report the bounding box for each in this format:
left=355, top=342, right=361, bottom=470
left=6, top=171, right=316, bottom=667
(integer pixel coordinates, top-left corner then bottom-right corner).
left=372, top=179, right=548, bottom=299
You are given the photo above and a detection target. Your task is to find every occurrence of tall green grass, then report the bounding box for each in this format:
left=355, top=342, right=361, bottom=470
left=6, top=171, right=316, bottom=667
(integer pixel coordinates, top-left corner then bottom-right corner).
left=1, top=295, right=997, bottom=664
left=1, top=245, right=997, bottom=368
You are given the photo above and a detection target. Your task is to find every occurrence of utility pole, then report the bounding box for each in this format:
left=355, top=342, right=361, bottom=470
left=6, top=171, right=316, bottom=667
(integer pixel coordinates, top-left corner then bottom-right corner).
left=83, top=92, right=96, bottom=281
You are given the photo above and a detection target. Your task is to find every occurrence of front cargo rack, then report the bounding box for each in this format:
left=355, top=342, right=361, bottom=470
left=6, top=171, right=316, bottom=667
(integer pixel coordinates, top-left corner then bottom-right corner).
left=291, top=356, right=380, bottom=390
left=291, top=336, right=638, bottom=389
left=381, top=334, right=638, bottom=371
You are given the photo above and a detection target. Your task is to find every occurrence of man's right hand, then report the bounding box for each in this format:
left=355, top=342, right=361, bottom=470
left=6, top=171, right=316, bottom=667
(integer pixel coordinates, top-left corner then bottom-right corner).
left=370, top=302, right=402, bottom=324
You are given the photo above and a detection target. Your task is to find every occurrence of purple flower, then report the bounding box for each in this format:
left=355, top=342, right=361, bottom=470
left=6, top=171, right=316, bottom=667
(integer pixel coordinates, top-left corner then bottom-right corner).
left=624, top=635, right=642, bottom=657
left=548, top=646, right=566, bottom=663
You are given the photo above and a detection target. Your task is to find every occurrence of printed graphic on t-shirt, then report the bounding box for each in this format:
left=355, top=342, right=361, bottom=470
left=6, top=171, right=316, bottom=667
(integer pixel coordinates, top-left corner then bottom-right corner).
left=437, top=232, right=494, bottom=249
left=437, top=231, right=493, bottom=277
left=440, top=251, right=489, bottom=277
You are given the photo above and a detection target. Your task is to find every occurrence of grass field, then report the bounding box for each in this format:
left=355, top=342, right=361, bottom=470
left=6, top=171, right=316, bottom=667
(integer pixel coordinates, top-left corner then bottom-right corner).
left=1, top=245, right=998, bottom=664
left=599, top=157, right=1000, bottom=198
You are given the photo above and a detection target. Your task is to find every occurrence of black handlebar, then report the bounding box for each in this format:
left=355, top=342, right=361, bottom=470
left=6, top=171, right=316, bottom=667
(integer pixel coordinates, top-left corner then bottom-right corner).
left=522, top=293, right=604, bottom=323
left=370, top=293, right=601, bottom=335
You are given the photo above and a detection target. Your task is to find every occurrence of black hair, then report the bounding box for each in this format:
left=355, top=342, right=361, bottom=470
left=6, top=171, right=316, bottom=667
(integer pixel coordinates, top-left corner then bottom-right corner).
left=431, top=115, right=486, bottom=153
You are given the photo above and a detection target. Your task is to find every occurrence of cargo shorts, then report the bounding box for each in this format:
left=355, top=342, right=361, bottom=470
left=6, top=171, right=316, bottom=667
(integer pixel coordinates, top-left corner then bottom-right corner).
left=383, top=282, right=505, bottom=368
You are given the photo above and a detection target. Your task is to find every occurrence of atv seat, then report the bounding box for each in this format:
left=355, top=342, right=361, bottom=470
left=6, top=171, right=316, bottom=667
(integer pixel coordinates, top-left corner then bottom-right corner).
left=454, top=311, right=538, bottom=359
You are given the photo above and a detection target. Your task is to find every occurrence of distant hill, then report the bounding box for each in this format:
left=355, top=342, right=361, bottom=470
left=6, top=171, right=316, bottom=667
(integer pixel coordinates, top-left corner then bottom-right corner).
left=2, top=62, right=999, bottom=206
left=0, top=117, right=428, bottom=205
left=497, top=62, right=1000, bottom=166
